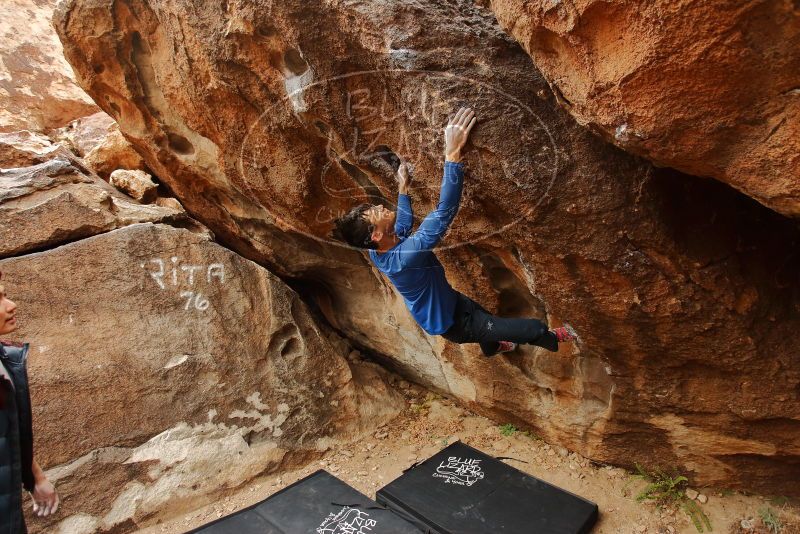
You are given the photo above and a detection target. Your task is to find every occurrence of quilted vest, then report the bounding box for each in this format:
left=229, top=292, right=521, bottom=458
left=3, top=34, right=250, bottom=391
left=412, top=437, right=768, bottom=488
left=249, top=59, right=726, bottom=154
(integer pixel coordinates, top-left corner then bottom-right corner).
left=0, top=342, right=33, bottom=534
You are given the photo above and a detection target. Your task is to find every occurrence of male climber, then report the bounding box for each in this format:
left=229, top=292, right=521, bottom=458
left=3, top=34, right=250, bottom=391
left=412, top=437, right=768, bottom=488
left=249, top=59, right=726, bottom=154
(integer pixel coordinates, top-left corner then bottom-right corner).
left=333, top=107, right=577, bottom=356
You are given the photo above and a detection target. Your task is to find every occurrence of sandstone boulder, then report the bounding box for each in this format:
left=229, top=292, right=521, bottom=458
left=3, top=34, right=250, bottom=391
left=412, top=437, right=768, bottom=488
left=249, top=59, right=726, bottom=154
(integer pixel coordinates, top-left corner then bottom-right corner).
left=55, top=0, right=800, bottom=496
left=0, top=130, right=61, bottom=168
left=85, top=128, right=149, bottom=179
left=54, top=112, right=149, bottom=178
left=0, top=155, right=188, bottom=258
left=0, top=222, right=402, bottom=532
left=0, top=0, right=98, bottom=132
left=154, top=196, right=184, bottom=211
left=109, top=168, right=158, bottom=202
left=488, top=0, right=800, bottom=217
left=52, top=112, right=116, bottom=157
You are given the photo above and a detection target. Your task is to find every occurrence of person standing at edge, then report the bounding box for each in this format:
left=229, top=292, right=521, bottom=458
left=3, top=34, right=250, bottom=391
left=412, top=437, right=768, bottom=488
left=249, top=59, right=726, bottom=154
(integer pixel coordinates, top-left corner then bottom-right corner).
left=0, top=272, right=59, bottom=533
left=333, top=107, right=577, bottom=356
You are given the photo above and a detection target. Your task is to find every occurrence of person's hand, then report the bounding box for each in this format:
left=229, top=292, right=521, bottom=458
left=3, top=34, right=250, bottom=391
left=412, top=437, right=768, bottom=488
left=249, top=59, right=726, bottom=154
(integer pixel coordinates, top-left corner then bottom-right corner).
left=31, top=477, right=59, bottom=517
left=397, top=161, right=411, bottom=194
left=444, top=106, right=477, bottom=162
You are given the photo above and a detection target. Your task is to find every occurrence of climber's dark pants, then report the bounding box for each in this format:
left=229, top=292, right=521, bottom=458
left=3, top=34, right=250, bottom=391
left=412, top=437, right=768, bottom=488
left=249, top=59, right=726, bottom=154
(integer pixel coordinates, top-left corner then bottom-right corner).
left=441, top=292, right=558, bottom=356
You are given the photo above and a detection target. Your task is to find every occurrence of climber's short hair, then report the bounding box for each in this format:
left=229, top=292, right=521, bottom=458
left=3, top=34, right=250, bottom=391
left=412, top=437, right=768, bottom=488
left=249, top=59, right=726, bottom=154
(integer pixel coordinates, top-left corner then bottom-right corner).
left=332, top=203, right=377, bottom=250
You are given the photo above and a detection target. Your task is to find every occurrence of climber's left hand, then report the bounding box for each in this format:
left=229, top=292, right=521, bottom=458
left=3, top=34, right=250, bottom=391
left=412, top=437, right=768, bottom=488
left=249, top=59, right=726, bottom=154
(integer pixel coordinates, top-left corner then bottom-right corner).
left=398, top=161, right=412, bottom=194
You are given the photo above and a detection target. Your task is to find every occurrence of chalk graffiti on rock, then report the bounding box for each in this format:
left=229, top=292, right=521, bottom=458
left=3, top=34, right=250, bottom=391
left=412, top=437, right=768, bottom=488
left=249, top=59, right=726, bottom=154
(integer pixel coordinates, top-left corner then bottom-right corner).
left=141, top=257, right=225, bottom=311
left=433, top=456, right=484, bottom=486
left=316, top=506, right=377, bottom=534
left=238, top=70, right=559, bottom=252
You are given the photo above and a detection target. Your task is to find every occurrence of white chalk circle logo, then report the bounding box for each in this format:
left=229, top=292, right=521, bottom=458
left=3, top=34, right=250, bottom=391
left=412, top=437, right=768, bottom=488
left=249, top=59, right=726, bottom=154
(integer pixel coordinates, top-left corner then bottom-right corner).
left=238, top=69, right=558, bottom=251
left=316, top=506, right=377, bottom=534
left=433, top=456, right=485, bottom=487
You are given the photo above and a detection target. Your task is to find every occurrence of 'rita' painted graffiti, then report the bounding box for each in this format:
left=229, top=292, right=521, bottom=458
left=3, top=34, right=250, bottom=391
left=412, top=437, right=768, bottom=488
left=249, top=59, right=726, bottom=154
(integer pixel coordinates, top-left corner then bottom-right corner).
left=141, top=257, right=225, bottom=311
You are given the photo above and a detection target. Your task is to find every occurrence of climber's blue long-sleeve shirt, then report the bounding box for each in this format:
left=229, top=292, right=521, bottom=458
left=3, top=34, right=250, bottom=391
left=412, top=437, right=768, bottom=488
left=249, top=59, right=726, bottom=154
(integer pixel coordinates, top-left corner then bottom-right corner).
left=369, top=161, right=464, bottom=335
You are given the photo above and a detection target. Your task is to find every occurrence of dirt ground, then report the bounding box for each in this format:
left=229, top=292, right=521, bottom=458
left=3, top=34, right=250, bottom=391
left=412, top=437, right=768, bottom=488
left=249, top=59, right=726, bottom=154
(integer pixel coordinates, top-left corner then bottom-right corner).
left=139, top=379, right=800, bottom=534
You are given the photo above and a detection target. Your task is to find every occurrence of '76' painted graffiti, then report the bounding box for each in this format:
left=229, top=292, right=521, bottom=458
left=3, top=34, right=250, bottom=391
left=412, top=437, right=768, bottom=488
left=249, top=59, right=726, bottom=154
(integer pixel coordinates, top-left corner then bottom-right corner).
left=141, top=257, right=226, bottom=311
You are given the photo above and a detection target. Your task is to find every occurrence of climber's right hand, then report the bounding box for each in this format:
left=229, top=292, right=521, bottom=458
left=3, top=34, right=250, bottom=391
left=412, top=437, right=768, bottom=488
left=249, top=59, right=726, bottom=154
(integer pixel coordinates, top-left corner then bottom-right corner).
left=444, top=107, right=477, bottom=163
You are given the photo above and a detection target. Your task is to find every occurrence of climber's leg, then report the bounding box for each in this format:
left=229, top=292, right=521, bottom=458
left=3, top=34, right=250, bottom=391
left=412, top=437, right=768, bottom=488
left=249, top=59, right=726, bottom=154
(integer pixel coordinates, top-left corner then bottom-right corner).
left=469, top=306, right=559, bottom=354
left=442, top=293, right=559, bottom=355
left=479, top=339, right=502, bottom=356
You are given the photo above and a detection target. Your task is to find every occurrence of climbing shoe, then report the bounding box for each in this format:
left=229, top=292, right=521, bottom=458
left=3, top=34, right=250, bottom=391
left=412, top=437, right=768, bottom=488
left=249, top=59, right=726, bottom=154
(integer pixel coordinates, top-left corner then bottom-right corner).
left=497, top=341, right=517, bottom=353
left=551, top=324, right=578, bottom=343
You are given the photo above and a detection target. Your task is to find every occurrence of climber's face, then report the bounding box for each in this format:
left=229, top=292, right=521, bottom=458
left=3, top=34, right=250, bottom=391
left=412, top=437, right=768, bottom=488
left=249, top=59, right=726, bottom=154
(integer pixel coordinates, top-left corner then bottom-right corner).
left=363, top=204, right=396, bottom=245
left=0, top=283, right=18, bottom=335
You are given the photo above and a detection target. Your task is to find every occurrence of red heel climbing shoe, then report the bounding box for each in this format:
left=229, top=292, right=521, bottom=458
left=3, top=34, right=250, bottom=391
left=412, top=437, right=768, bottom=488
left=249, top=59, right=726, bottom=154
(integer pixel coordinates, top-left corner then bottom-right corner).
left=497, top=341, right=517, bottom=353
left=551, top=324, right=578, bottom=343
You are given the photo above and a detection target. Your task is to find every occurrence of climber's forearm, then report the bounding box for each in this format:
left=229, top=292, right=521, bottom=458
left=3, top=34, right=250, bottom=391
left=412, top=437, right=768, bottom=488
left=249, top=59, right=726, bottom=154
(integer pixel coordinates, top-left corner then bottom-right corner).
left=395, top=193, right=413, bottom=237
left=445, top=148, right=461, bottom=163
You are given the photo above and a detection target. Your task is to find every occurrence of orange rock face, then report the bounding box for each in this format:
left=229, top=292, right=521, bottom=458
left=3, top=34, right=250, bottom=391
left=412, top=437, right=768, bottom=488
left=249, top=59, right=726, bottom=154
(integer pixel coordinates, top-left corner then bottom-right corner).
left=489, top=0, right=800, bottom=217
left=0, top=0, right=98, bottom=132
left=491, top=0, right=800, bottom=217
left=54, top=0, right=800, bottom=497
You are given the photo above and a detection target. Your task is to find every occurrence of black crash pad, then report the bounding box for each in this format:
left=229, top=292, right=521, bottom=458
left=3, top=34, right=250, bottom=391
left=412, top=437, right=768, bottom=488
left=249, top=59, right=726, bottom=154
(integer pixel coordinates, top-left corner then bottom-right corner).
left=376, top=441, right=598, bottom=534
left=191, top=469, right=421, bottom=533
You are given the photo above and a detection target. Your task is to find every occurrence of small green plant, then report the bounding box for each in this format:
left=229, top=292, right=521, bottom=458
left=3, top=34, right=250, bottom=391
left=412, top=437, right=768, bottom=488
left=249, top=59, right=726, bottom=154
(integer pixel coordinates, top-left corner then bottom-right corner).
left=410, top=394, right=438, bottom=414
left=520, top=430, right=542, bottom=441
left=634, top=464, right=687, bottom=505
left=429, top=435, right=449, bottom=447
left=499, top=423, right=518, bottom=436
left=424, top=392, right=442, bottom=403
left=633, top=464, right=711, bottom=532
left=759, top=507, right=782, bottom=533
left=682, top=499, right=712, bottom=533
left=768, top=496, right=790, bottom=507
